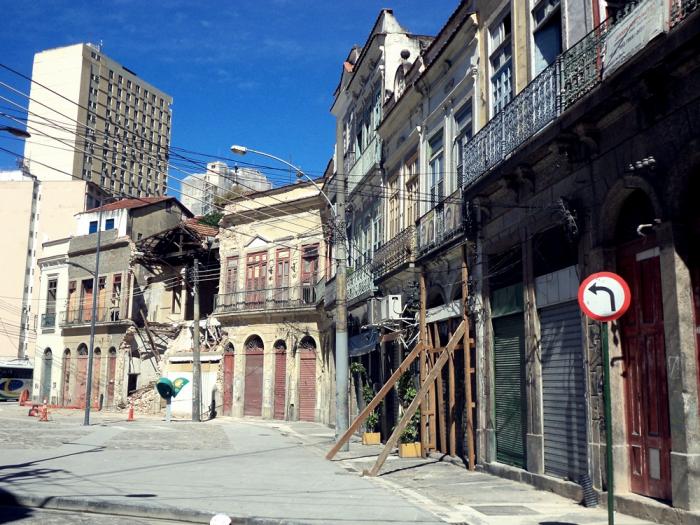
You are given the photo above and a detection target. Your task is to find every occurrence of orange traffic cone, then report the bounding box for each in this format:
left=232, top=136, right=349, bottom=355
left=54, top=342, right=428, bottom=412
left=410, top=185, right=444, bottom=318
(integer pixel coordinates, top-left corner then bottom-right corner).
left=38, top=399, right=49, bottom=422
left=127, top=399, right=134, bottom=422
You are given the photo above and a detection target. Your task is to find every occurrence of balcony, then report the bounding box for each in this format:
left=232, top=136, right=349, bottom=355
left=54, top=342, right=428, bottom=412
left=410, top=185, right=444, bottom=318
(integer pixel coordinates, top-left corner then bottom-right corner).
left=60, top=306, right=124, bottom=327
left=40, top=313, right=56, bottom=331
left=347, top=263, right=375, bottom=303
left=324, top=275, right=337, bottom=306
left=347, top=135, right=381, bottom=196
left=371, top=225, right=417, bottom=280
left=214, top=284, right=318, bottom=315
left=462, top=0, right=696, bottom=191
left=417, top=189, right=464, bottom=257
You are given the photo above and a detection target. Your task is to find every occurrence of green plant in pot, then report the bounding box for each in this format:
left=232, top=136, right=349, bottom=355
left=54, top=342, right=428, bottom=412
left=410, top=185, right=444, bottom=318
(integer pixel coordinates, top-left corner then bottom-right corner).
left=396, top=370, right=421, bottom=457
left=351, top=361, right=381, bottom=445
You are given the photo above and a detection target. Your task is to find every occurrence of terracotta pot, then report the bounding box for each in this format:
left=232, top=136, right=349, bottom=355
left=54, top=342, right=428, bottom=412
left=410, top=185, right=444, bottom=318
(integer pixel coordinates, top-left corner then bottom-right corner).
left=362, top=432, right=381, bottom=445
left=399, top=442, right=421, bottom=458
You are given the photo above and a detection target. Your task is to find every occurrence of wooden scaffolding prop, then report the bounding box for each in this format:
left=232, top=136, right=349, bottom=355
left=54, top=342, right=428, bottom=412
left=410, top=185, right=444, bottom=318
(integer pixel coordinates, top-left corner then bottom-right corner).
left=326, top=247, right=475, bottom=475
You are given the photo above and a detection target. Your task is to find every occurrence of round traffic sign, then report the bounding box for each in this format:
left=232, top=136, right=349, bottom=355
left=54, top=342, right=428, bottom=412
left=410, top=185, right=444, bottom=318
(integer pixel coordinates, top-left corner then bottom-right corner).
left=578, top=271, right=631, bottom=322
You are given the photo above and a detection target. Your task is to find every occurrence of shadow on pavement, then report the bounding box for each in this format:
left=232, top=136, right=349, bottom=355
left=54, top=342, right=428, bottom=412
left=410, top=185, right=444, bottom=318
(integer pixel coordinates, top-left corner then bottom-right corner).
left=0, top=487, right=33, bottom=524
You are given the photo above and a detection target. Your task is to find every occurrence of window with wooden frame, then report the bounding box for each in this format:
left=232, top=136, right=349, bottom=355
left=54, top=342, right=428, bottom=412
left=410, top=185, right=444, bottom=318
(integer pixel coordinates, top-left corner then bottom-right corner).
left=490, top=10, right=513, bottom=115
left=454, top=101, right=473, bottom=189
left=405, top=153, right=419, bottom=226
left=429, top=132, right=445, bottom=208
left=388, top=173, right=401, bottom=239
left=532, top=0, right=562, bottom=75
left=225, top=256, right=239, bottom=294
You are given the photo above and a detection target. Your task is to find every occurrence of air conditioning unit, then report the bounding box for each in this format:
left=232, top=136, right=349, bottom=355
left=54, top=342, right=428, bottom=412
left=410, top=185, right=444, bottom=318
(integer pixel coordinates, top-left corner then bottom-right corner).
left=380, top=295, right=402, bottom=321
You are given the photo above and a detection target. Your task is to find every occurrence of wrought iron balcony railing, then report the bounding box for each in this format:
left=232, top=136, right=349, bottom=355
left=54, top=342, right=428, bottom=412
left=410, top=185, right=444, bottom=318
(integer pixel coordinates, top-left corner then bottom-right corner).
left=347, top=135, right=381, bottom=197
left=347, top=263, right=375, bottom=303
left=462, top=0, right=694, bottom=191
left=40, top=313, right=56, bottom=330
left=214, top=284, right=318, bottom=314
left=371, top=225, right=417, bottom=279
left=417, top=189, right=464, bottom=257
left=60, top=306, right=123, bottom=326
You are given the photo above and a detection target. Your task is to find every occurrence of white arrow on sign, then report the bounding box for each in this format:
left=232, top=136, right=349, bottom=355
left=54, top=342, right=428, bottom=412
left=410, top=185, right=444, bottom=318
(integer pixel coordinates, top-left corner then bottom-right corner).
left=578, top=272, right=631, bottom=321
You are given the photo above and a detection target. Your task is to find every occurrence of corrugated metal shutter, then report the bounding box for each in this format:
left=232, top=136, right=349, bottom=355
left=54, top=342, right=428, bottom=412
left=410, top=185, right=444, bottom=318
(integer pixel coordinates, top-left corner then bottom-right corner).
left=493, top=314, right=526, bottom=468
left=274, top=351, right=286, bottom=419
left=244, top=348, right=263, bottom=416
left=540, top=301, right=588, bottom=481
left=299, top=351, right=316, bottom=421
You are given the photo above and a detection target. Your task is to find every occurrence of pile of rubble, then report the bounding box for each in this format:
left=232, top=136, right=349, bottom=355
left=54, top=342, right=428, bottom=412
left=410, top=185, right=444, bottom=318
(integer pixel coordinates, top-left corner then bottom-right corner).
left=123, top=380, right=162, bottom=415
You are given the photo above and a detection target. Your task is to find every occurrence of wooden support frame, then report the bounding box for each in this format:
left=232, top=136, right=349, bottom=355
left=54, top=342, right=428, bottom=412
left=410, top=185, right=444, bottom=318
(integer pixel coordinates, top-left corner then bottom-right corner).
left=325, top=342, right=425, bottom=460
left=463, top=245, right=475, bottom=469
left=363, top=320, right=465, bottom=477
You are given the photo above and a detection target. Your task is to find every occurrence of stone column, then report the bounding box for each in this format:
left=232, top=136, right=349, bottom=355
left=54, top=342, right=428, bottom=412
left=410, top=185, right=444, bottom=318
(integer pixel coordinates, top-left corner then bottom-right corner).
left=657, top=222, right=700, bottom=511
left=522, top=234, right=544, bottom=474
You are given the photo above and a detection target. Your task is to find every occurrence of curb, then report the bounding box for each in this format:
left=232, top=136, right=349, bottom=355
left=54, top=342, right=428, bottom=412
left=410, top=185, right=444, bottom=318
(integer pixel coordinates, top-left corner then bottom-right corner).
left=0, top=493, right=306, bottom=525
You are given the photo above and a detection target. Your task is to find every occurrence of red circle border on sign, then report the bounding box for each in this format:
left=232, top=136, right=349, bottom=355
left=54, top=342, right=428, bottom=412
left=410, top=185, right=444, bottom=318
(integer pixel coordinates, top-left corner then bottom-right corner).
left=578, top=271, right=632, bottom=322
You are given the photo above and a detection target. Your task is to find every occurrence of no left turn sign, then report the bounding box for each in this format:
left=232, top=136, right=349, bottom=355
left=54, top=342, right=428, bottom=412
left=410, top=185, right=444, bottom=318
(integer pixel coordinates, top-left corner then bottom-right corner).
left=578, top=271, right=631, bottom=322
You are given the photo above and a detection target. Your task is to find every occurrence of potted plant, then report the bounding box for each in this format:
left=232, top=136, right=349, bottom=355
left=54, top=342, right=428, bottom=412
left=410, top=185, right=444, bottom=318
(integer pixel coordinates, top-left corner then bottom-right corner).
left=351, top=362, right=381, bottom=445
left=397, top=371, right=421, bottom=458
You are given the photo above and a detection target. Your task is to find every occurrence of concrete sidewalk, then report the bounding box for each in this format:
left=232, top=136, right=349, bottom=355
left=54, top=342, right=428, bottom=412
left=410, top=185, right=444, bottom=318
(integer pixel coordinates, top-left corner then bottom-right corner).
left=259, top=419, right=657, bottom=525
left=0, top=404, right=440, bottom=524
left=0, top=404, right=656, bottom=524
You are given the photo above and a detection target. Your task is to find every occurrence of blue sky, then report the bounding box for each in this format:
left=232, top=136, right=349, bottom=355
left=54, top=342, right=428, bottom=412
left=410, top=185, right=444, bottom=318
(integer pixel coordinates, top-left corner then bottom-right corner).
left=0, top=0, right=458, bottom=194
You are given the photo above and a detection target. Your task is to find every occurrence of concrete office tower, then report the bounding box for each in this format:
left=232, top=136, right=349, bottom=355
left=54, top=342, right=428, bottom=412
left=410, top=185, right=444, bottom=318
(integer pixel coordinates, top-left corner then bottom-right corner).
left=23, top=43, right=173, bottom=197
left=180, top=161, right=271, bottom=216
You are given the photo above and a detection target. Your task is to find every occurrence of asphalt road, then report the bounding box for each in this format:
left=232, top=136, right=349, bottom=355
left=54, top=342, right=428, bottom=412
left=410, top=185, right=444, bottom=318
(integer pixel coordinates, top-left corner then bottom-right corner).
left=2, top=506, right=189, bottom=524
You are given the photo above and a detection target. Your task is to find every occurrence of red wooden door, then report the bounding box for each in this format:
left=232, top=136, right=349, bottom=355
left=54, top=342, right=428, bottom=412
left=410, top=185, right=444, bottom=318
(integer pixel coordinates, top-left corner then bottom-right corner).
left=223, top=350, right=234, bottom=416
left=274, top=349, right=287, bottom=419
left=75, top=354, right=88, bottom=408
left=301, top=245, right=318, bottom=304
left=62, top=351, right=71, bottom=406
left=274, top=249, right=290, bottom=304
left=81, top=280, right=93, bottom=322
left=618, top=238, right=671, bottom=500
left=246, top=252, right=267, bottom=307
left=107, top=349, right=116, bottom=406
left=92, top=350, right=101, bottom=407
left=299, top=349, right=317, bottom=422
left=244, top=343, right=264, bottom=416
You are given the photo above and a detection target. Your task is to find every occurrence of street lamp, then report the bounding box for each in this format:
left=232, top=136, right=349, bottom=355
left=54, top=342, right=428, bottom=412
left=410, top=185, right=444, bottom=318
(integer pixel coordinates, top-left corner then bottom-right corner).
left=230, top=144, right=349, bottom=449
left=0, top=125, right=30, bottom=138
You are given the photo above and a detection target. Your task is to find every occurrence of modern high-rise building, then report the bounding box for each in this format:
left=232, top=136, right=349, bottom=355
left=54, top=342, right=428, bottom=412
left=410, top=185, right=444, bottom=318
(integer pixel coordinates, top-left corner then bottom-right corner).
left=23, top=43, right=172, bottom=197
left=180, top=161, right=271, bottom=216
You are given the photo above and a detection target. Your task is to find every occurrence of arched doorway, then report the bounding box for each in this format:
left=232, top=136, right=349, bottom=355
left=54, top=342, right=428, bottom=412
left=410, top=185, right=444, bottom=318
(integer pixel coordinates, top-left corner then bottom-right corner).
left=107, top=347, right=117, bottom=407
left=616, top=190, right=671, bottom=500
left=244, top=335, right=264, bottom=416
left=92, top=348, right=101, bottom=408
left=61, top=349, right=71, bottom=406
left=223, top=343, right=235, bottom=416
left=75, top=344, right=88, bottom=408
left=41, top=348, right=52, bottom=403
left=273, top=340, right=287, bottom=420
left=298, top=336, right=317, bottom=422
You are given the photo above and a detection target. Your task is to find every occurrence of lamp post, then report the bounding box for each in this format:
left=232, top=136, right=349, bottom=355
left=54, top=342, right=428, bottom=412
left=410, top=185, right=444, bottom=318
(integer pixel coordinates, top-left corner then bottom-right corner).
left=0, top=125, right=31, bottom=138
left=230, top=144, right=348, bottom=448
left=83, top=196, right=118, bottom=426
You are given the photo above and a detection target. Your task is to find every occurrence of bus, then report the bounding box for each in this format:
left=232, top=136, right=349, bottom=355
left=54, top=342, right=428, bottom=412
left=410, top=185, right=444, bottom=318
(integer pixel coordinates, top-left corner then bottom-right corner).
left=0, top=359, right=33, bottom=401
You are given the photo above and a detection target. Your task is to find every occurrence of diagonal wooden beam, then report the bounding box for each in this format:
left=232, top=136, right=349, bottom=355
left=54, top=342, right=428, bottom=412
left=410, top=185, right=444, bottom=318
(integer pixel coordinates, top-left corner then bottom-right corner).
left=325, top=342, right=424, bottom=461
left=363, top=320, right=466, bottom=477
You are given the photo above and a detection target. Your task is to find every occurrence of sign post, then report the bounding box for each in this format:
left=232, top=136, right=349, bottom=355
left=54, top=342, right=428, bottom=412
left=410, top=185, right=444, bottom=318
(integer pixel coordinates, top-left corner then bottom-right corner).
left=578, top=271, right=631, bottom=525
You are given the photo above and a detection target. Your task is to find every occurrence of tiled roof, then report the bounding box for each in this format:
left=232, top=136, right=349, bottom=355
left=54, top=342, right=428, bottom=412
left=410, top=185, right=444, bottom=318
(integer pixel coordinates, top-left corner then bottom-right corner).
left=185, top=218, right=219, bottom=237
left=86, top=196, right=172, bottom=213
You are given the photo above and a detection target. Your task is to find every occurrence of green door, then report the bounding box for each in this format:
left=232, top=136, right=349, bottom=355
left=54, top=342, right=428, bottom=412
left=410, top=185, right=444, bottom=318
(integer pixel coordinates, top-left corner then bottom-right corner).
left=493, top=313, right=526, bottom=468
